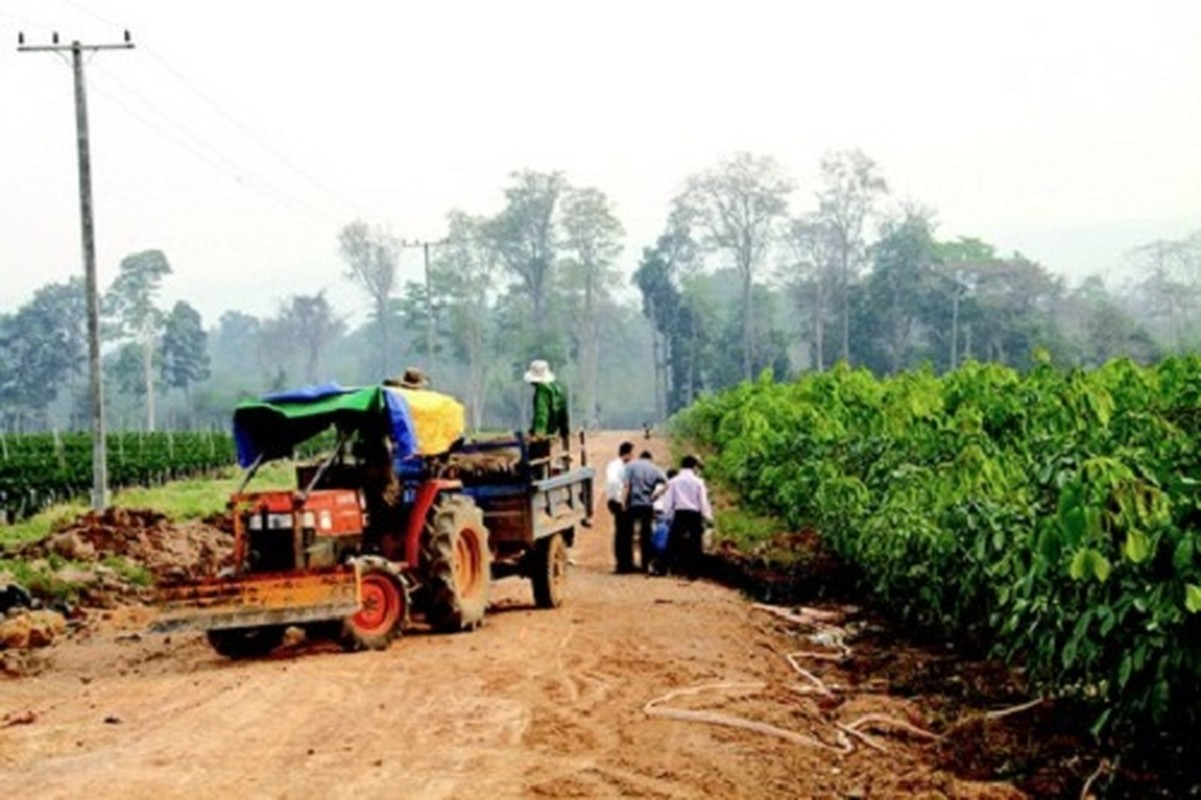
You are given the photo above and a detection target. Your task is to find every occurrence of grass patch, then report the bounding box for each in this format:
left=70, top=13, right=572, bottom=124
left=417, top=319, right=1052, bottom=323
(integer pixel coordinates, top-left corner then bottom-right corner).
left=100, top=555, right=152, bottom=587
left=111, top=461, right=294, bottom=521
left=714, top=506, right=781, bottom=550
left=1, top=504, right=90, bottom=550
left=0, top=557, right=90, bottom=602
left=714, top=507, right=820, bottom=567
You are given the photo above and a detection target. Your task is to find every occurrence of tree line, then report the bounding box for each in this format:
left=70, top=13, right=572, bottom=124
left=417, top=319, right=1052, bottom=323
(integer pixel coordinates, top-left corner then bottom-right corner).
left=1, top=151, right=1196, bottom=433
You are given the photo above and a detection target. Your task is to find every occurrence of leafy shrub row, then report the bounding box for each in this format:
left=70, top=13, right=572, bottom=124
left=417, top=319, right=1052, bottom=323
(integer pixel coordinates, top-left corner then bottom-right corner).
left=675, top=355, right=1201, bottom=735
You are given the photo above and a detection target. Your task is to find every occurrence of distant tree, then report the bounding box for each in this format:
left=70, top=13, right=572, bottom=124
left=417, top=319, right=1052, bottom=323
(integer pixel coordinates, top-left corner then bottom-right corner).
left=783, top=215, right=838, bottom=371
left=935, top=236, right=997, bottom=263
left=815, top=150, right=888, bottom=364
left=159, top=301, right=211, bottom=405
left=274, top=292, right=343, bottom=383
left=1060, top=276, right=1161, bottom=366
left=1127, top=233, right=1201, bottom=349
left=969, top=256, right=1065, bottom=368
left=705, top=278, right=793, bottom=387
left=108, top=341, right=147, bottom=411
left=396, top=280, right=443, bottom=365
left=434, top=210, right=499, bottom=428
left=488, top=170, right=569, bottom=349
left=675, top=152, right=793, bottom=380
left=105, top=250, right=172, bottom=431
left=861, top=210, right=941, bottom=373
left=634, top=220, right=706, bottom=416
left=0, top=279, right=88, bottom=430
left=339, top=220, right=400, bottom=377
left=560, top=186, right=625, bottom=428
left=210, top=311, right=262, bottom=376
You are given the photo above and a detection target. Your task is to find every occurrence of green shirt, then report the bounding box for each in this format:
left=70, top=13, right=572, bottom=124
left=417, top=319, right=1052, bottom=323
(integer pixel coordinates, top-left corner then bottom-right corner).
left=531, top=381, right=569, bottom=439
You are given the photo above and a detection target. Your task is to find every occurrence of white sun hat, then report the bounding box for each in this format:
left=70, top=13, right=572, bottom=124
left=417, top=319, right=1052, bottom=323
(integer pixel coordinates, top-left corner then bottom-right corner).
left=524, top=359, right=555, bottom=383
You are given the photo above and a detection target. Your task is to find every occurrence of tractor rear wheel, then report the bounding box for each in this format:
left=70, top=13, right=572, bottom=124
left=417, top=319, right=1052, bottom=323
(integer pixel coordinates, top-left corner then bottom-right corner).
left=205, top=625, right=285, bottom=659
left=341, top=561, right=406, bottom=651
left=421, top=494, right=490, bottom=631
left=531, top=532, right=568, bottom=609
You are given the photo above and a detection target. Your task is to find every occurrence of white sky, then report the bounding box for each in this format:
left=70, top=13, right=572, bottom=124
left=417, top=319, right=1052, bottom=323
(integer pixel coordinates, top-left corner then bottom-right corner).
left=1, top=0, right=1199, bottom=325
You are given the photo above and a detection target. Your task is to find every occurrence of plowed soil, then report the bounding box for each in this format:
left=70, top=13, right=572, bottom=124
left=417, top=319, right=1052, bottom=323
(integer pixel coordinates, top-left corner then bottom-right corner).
left=0, top=432, right=1033, bottom=799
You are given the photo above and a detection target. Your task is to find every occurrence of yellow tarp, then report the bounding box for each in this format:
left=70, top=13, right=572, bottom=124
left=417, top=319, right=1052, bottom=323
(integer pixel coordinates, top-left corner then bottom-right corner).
left=385, top=387, right=465, bottom=455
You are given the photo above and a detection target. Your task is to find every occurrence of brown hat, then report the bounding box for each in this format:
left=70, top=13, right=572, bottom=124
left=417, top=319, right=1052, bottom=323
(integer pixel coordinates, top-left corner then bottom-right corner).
left=385, top=367, right=429, bottom=390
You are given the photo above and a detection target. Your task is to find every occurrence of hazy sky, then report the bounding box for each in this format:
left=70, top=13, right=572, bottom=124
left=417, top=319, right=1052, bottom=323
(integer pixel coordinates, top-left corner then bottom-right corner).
left=2, top=0, right=1199, bottom=325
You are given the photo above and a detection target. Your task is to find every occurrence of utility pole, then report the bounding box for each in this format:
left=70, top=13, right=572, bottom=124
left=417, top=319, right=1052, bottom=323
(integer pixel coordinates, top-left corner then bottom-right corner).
left=19, top=30, right=135, bottom=511
left=400, top=238, right=447, bottom=375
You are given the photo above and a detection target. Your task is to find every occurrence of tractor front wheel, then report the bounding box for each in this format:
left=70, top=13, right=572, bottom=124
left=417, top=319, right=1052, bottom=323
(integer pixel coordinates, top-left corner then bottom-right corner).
left=421, top=494, right=491, bottom=631
left=341, top=562, right=406, bottom=651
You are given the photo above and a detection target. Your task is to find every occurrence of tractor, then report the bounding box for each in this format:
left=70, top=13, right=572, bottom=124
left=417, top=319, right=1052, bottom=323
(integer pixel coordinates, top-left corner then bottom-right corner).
left=154, top=382, right=593, bottom=657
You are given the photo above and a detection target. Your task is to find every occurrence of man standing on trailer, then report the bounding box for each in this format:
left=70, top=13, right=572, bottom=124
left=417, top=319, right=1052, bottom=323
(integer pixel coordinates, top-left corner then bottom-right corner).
left=525, top=359, right=570, bottom=451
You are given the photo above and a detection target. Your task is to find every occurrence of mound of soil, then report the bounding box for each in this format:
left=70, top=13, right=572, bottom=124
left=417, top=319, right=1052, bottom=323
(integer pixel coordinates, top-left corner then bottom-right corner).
left=9, top=508, right=233, bottom=608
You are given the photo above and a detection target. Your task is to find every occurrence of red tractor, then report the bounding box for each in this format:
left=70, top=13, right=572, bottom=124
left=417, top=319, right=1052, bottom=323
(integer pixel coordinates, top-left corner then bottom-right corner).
left=155, top=384, right=593, bottom=657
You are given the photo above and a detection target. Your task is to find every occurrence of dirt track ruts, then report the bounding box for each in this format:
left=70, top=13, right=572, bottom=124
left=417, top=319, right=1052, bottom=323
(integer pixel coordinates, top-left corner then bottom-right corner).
left=0, top=431, right=1023, bottom=799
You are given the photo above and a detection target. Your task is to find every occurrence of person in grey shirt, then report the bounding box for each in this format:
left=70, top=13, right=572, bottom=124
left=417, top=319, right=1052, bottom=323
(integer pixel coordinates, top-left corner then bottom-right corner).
left=622, top=450, right=666, bottom=573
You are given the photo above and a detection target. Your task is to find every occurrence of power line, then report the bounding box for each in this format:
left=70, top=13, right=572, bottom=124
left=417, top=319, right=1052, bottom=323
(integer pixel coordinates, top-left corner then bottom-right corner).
left=37, top=0, right=368, bottom=220
left=139, top=44, right=369, bottom=220
left=87, top=64, right=337, bottom=225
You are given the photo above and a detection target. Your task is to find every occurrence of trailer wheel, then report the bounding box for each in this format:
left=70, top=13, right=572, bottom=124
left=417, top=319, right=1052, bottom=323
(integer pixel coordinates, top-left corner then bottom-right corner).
left=421, top=494, right=490, bottom=631
left=341, top=563, right=406, bottom=651
left=531, top=532, right=568, bottom=609
left=206, top=626, right=285, bottom=659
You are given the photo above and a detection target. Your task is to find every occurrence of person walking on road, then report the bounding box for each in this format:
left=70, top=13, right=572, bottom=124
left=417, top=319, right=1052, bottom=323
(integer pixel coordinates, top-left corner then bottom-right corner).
left=623, top=450, right=666, bottom=573
left=661, top=455, right=713, bottom=579
left=605, top=441, right=636, bottom=573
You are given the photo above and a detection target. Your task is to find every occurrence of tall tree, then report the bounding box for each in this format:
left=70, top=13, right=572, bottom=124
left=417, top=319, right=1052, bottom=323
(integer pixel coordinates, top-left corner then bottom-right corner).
left=675, top=152, right=792, bottom=380
left=159, top=301, right=211, bottom=407
left=1127, top=233, right=1201, bottom=349
left=815, top=150, right=888, bottom=365
left=783, top=215, right=838, bottom=371
left=488, top=170, right=568, bottom=346
left=274, top=292, right=343, bottom=384
left=1059, top=276, right=1160, bottom=366
left=105, top=250, right=172, bottom=432
left=434, top=210, right=498, bottom=428
left=338, top=221, right=400, bottom=377
left=634, top=222, right=706, bottom=415
left=0, top=280, right=87, bottom=431
left=560, top=186, right=625, bottom=428
left=862, top=210, right=940, bottom=373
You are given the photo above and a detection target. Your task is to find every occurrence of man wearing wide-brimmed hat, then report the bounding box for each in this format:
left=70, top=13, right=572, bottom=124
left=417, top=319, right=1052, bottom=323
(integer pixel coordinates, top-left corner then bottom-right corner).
left=524, top=359, right=569, bottom=449
left=384, top=367, right=429, bottom=390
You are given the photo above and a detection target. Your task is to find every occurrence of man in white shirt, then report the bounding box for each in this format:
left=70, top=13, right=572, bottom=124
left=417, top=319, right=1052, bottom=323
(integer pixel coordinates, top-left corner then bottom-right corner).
left=660, top=454, right=713, bottom=579
left=605, top=441, right=635, bottom=573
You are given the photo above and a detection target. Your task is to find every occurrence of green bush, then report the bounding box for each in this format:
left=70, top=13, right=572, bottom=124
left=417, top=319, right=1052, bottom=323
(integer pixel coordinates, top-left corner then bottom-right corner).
left=674, top=357, right=1201, bottom=737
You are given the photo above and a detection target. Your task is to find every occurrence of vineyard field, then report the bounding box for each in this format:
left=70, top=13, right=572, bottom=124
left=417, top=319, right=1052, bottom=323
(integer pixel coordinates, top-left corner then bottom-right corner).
left=0, top=431, right=236, bottom=522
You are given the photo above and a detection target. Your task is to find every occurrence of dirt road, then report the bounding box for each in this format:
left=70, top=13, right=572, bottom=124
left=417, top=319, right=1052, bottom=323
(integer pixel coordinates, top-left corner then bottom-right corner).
left=0, top=432, right=1022, bottom=799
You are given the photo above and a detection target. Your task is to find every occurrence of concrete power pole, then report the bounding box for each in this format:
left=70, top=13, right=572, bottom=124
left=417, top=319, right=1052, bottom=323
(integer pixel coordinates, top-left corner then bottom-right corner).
left=400, top=238, right=447, bottom=375
left=19, top=31, right=135, bottom=511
